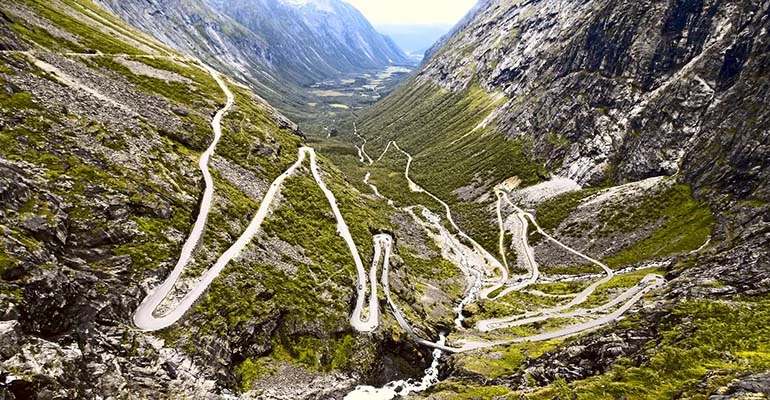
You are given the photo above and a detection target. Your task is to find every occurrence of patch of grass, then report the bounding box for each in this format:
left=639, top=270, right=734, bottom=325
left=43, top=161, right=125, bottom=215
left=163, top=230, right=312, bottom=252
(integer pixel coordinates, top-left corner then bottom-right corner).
left=235, top=358, right=276, bottom=392
left=582, top=266, right=666, bottom=308
left=114, top=207, right=189, bottom=273
left=534, top=188, right=602, bottom=231
left=89, top=56, right=214, bottom=110
left=454, top=341, right=560, bottom=378
left=453, top=201, right=499, bottom=258
left=360, top=81, right=543, bottom=200
left=7, top=13, right=84, bottom=52
left=428, top=381, right=517, bottom=399
left=464, top=291, right=567, bottom=327
left=0, top=91, right=41, bottom=111
left=603, top=184, right=714, bottom=268
left=186, top=155, right=394, bottom=348
left=0, top=252, right=19, bottom=276
left=599, top=183, right=709, bottom=235
left=494, top=317, right=578, bottom=339
left=538, top=264, right=600, bottom=275
left=530, top=281, right=590, bottom=296
left=235, top=333, right=361, bottom=392
left=262, top=172, right=383, bottom=280
left=362, top=149, right=444, bottom=211
left=219, top=84, right=304, bottom=175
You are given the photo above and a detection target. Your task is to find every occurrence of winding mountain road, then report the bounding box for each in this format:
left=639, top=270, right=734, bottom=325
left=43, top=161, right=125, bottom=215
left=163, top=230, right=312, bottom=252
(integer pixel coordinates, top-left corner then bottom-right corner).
left=134, top=65, right=234, bottom=331
left=134, top=66, right=378, bottom=332
left=134, top=66, right=665, bottom=360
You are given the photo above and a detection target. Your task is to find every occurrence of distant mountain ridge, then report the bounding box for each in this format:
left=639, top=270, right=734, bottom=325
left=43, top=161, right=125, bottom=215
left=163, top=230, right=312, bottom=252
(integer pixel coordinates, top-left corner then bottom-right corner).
left=207, top=0, right=409, bottom=85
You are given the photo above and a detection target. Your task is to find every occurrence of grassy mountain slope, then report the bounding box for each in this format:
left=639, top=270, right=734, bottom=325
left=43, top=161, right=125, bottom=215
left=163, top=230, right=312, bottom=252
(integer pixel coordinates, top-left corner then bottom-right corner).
left=0, top=1, right=459, bottom=397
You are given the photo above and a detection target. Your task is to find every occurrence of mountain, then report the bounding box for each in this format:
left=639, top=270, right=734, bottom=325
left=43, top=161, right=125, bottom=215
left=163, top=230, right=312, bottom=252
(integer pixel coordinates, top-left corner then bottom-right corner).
left=355, top=0, right=770, bottom=396
left=96, top=0, right=410, bottom=124
left=206, top=0, right=410, bottom=84
left=3, top=0, right=770, bottom=398
left=375, top=24, right=452, bottom=61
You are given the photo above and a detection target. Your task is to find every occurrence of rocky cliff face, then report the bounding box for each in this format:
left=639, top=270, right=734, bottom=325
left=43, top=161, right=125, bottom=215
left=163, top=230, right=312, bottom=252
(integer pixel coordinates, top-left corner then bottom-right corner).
left=95, top=0, right=279, bottom=85
left=364, top=0, right=769, bottom=274
left=96, top=0, right=410, bottom=129
left=416, top=0, right=769, bottom=191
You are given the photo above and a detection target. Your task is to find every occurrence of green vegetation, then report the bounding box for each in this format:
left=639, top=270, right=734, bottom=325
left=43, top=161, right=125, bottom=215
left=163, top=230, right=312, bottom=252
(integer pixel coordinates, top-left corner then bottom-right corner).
left=538, top=263, right=601, bottom=276
left=427, top=382, right=516, bottom=400
left=441, top=298, right=770, bottom=400
left=220, top=84, right=304, bottom=175
left=88, top=56, right=217, bottom=115
left=525, top=298, right=770, bottom=400
left=582, top=266, right=666, bottom=308
left=465, top=292, right=565, bottom=326
left=0, top=252, right=19, bottom=276
left=115, top=206, right=190, bottom=273
left=600, top=183, right=707, bottom=234
left=332, top=142, right=444, bottom=211
left=453, top=201, right=500, bottom=258
left=2, top=0, right=423, bottom=392
left=269, top=334, right=359, bottom=372
left=530, top=281, right=590, bottom=296
left=177, top=155, right=396, bottom=375
left=186, top=169, right=374, bottom=335
left=399, top=248, right=459, bottom=282
left=453, top=341, right=559, bottom=379
left=308, top=137, right=370, bottom=190
left=493, top=317, right=578, bottom=339
left=235, top=358, right=275, bottom=392
left=603, top=184, right=714, bottom=268
left=340, top=80, right=547, bottom=257
left=7, top=13, right=84, bottom=53
left=529, top=181, right=714, bottom=270
left=235, top=333, right=360, bottom=391
left=264, top=168, right=390, bottom=277
left=0, top=91, right=40, bottom=111
left=12, top=0, right=143, bottom=54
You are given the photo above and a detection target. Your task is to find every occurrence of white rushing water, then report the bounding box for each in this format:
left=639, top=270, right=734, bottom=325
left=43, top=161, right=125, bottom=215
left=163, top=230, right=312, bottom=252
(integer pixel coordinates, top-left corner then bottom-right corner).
left=344, top=335, right=447, bottom=400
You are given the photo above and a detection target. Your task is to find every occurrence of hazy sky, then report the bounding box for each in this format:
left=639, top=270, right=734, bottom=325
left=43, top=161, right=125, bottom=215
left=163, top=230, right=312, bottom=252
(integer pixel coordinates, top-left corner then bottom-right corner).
left=344, top=0, right=477, bottom=25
